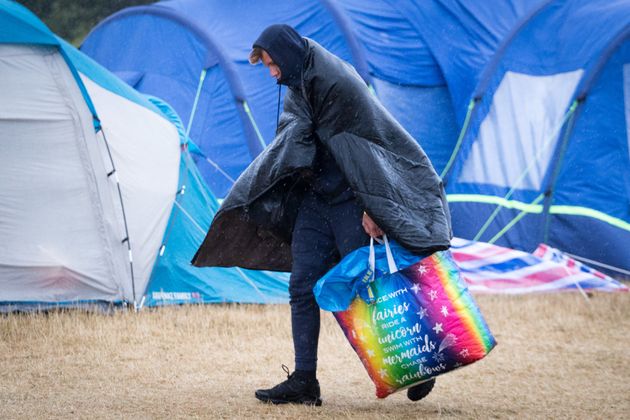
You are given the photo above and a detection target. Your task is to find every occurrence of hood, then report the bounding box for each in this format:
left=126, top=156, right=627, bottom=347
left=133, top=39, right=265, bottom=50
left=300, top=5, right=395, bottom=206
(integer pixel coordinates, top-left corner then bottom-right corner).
left=253, top=24, right=306, bottom=87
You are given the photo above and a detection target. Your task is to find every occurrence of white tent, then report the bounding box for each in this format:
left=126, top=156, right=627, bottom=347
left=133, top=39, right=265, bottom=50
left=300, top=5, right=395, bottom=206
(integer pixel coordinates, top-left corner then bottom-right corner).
left=0, top=1, right=291, bottom=310
left=0, top=3, right=179, bottom=306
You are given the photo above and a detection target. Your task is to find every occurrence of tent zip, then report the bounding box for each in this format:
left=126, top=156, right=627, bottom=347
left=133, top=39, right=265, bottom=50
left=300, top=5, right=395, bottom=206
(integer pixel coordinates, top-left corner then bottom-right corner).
left=98, top=125, right=136, bottom=306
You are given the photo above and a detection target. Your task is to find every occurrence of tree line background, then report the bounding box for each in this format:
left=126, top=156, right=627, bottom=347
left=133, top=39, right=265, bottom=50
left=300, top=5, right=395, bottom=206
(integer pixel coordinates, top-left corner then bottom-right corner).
left=21, top=0, right=155, bottom=46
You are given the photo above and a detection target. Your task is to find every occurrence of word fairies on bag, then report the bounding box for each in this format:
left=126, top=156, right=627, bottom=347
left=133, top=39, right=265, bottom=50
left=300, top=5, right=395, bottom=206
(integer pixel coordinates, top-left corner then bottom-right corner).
left=331, top=237, right=496, bottom=398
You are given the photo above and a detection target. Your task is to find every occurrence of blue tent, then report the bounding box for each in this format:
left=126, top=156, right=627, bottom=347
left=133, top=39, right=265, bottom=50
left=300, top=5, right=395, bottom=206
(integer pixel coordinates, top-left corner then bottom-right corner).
left=145, top=99, right=289, bottom=306
left=0, top=0, right=288, bottom=310
left=82, top=0, right=628, bottom=274
left=81, top=0, right=371, bottom=198
left=443, top=0, right=630, bottom=273
left=82, top=0, right=535, bottom=191
left=335, top=0, right=538, bottom=175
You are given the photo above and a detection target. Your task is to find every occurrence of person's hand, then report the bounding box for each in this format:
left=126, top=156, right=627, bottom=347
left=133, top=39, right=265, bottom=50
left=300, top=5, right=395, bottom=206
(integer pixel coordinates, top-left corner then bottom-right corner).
left=362, top=212, right=384, bottom=238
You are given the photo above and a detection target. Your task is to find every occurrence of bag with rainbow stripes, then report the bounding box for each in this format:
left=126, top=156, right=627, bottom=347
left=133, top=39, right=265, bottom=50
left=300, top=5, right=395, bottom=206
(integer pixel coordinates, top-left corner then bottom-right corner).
left=315, top=236, right=496, bottom=398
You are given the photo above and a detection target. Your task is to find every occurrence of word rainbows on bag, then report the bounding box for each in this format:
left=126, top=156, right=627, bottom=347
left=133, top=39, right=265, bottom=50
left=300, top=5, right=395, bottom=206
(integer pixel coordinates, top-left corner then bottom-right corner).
left=334, top=236, right=497, bottom=398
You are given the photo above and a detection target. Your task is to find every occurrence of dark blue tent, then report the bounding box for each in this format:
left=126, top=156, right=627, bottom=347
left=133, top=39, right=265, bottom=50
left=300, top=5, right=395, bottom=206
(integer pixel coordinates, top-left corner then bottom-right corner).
left=82, top=0, right=371, bottom=198
left=443, top=0, right=630, bottom=274
left=82, top=1, right=628, bottom=275
left=336, top=0, right=536, bottom=174
left=82, top=0, right=533, bottom=194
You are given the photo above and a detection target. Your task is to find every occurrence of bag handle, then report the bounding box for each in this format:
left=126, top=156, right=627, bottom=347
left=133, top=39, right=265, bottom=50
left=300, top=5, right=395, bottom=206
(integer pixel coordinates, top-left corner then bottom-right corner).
left=383, top=234, right=398, bottom=273
left=369, top=234, right=398, bottom=275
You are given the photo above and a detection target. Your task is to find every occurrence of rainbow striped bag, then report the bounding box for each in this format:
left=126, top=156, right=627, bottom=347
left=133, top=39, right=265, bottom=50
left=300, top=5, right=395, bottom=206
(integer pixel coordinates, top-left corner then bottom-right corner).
left=315, top=237, right=496, bottom=398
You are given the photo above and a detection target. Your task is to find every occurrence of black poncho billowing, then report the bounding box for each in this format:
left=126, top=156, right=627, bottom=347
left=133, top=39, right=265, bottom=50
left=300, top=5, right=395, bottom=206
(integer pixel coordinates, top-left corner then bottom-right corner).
left=192, top=39, right=452, bottom=272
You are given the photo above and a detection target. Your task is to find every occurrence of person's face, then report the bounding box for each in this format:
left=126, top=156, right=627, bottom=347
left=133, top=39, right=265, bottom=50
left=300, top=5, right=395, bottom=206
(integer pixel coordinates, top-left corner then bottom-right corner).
left=261, top=50, right=281, bottom=81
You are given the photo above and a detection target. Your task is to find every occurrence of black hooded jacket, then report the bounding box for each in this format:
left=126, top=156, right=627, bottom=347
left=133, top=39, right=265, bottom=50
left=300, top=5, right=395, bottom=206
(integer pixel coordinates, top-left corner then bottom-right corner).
left=253, top=24, right=306, bottom=88
left=192, top=38, right=452, bottom=272
left=254, top=25, right=352, bottom=201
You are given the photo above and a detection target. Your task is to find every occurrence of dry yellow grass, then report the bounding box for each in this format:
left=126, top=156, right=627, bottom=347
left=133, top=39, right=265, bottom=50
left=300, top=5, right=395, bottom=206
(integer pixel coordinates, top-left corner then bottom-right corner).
left=1, top=293, right=629, bottom=419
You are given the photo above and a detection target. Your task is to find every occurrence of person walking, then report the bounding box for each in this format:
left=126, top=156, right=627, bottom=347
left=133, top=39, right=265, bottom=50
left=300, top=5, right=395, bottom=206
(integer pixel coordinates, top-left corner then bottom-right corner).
left=192, top=24, right=452, bottom=406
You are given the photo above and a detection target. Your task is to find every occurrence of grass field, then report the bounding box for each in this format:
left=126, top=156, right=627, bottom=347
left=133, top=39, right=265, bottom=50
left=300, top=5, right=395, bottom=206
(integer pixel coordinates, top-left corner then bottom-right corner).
left=1, top=292, right=628, bottom=419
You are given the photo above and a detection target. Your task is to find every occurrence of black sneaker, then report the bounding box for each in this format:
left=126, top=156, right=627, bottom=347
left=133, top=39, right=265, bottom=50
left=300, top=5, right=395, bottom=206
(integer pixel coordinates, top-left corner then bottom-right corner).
left=407, top=378, right=436, bottom=401
left=255, top=365, right=322, bottom=406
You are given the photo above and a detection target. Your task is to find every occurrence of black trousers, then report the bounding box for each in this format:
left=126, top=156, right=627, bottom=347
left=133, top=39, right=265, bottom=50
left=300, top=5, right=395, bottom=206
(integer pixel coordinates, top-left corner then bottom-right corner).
left=289, top=191, right=369, bottom=371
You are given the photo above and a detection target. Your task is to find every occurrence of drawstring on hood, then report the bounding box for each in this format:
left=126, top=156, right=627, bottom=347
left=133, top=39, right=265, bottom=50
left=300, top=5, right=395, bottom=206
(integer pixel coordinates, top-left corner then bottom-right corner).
left=276, top=84, right=282, bottom=131
left=253, top=24, right=307, bottom=88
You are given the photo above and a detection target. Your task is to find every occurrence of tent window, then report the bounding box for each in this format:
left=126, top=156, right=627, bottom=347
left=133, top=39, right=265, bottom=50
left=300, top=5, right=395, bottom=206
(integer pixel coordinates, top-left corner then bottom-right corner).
left=624, top=64, right=630, bottom=161
left=459, top=69, right=583, bottom=190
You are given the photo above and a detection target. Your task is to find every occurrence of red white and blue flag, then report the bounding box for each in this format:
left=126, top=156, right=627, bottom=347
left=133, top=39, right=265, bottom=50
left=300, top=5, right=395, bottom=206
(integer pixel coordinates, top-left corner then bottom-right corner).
left=451, top=238, right=628, bottom=294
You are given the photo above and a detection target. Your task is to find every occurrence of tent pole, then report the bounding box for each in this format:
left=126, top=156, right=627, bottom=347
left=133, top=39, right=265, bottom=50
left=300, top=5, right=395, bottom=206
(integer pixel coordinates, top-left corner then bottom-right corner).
left=564, top=252, right=630, bottom=278
left=186, top=69, right=207, bottom=138
left=183, top=149, right=216, bottom=205
left=204, top=156, right=236, bottom=184
left=487, top=193, right=545, bottom=244
left=172, top=200, right=206, bottom=235
left=234, top=267, right=269, bottom=302
left=473, top=100, right=578, bottom=242
left=243, top=100, right=267, bottom=150
left=541, top=99, right=582, bottom=243
left=441, top=98, right=477, bottom=180
left=162, top=66, right=244, bottom=264
left=157, top=70, right=219, bottom=257
left=560, top=264, right=591, bottom=304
